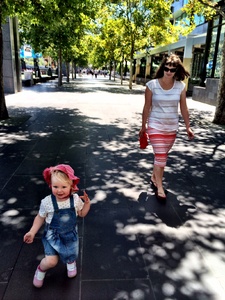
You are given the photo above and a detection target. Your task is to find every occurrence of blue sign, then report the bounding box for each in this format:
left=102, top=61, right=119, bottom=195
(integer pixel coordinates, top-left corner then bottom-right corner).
left=20, top=45, right=42, bottom=59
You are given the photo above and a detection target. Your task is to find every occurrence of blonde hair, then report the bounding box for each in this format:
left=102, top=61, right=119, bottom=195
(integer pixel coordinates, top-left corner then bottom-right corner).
left=51, top=170, right=73, bottom=187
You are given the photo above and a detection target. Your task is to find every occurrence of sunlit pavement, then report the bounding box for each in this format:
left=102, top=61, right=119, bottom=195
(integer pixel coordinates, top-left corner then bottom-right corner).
left=1, top=75, right=224, bottom=300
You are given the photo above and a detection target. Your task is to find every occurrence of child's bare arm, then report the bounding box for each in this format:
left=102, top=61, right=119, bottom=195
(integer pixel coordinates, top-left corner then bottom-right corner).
left=23, top=214, right=45, bottom=244
left=78, top=191, right=91, bottom=217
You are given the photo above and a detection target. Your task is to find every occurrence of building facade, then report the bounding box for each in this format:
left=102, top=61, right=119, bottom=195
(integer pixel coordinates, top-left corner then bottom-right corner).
left=2, top=17, right=21, bottom=94
left=134, top=0, right=225, bottom=106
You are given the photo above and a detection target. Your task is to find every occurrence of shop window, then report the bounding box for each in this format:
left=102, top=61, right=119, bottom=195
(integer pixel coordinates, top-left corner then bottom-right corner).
left=192, top=50, right=204, bottom=80
left=207, top=26, right=218, bottom=77
left=214, top=23, right=225, bottom=78
left=213, top=16, right=220, bottom=27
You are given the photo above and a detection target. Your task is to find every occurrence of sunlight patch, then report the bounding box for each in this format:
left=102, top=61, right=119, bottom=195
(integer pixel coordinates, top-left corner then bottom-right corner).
left=93, top=190, right=107, bottom=201
left=7, top=197, right=17, bottom=204
left=0, top=133, right=29, bottom=144
left=117, top=187, right=139, bottom=199
left=2, top=209, right=19, bottom=216
left=162, top=282, right=175, bottom=296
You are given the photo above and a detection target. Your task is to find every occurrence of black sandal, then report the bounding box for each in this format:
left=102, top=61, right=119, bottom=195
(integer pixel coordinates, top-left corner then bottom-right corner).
left=155, top=190, right=167, bottom=201
left=150, top=179, right=158, bottom=191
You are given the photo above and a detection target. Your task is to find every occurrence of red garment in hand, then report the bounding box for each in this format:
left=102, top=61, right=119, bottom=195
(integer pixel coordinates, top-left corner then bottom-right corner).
left=139, top=133, right=148, bottom=149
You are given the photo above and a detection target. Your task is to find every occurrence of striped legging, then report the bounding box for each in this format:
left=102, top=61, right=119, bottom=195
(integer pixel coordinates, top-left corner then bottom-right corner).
left=147, top=127, right=176, bottom=167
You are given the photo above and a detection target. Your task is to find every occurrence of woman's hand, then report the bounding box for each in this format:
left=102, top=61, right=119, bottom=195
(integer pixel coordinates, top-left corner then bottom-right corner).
left=187, top=127, right=194, bottom=140
left=139, top=128, right=146, bottom=138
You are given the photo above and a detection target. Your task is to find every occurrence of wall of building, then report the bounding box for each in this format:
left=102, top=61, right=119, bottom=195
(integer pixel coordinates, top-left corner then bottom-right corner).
left=3, top=17, right=21, bottom=94
left=192, top=78, right=219, bottom=106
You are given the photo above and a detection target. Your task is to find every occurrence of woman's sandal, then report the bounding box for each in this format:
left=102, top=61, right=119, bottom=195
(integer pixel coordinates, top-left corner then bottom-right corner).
left=150, top=179, right=158, bottom=191
left=155, top=190, right=167, bottom=201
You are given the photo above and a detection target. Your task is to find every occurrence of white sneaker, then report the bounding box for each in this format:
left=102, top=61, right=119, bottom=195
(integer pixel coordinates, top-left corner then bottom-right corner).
left=67, top=261, right=77, bottom=278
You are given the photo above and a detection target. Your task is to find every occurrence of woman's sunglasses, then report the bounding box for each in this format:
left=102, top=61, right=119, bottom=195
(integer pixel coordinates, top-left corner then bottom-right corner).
left=164, top=66, right=177, bottom=73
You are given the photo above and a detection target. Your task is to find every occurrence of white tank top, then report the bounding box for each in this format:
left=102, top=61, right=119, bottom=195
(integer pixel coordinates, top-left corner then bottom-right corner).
left=146, top=79, right=185, bottom=131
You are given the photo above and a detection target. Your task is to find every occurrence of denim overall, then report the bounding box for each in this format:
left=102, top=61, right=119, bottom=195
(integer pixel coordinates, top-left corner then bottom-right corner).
left=42, top=194, right=78, bottom=264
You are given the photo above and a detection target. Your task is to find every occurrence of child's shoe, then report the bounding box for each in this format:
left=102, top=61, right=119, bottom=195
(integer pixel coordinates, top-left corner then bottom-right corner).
left=67, top=261, right=77, bottom=278
left=33, top=265, right=46, bottom=288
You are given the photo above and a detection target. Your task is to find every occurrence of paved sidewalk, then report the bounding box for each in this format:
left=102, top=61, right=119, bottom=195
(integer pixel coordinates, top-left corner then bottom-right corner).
left=0, top=76, right=225, bottom=300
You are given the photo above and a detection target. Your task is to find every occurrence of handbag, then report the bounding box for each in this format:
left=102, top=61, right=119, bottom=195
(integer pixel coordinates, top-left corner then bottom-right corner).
left=139, top=132, right=148, bottom=149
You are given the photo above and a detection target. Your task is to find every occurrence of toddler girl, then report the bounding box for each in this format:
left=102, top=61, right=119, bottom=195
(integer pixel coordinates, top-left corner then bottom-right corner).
left=23, top=164, right=90, bottom=288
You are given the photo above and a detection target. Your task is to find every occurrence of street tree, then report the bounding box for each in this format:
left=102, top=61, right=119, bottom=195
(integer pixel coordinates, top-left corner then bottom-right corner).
left=19, top=0, right=98, bottom=86
left=98, top=16, right=129, bottom=81
left=0, top=0, right=100, bottom=120
left=86, top=6, right=115, bottom=71
left=107, top=0, right=184, bottom=89
left=0, top=0, right=67, bottom=119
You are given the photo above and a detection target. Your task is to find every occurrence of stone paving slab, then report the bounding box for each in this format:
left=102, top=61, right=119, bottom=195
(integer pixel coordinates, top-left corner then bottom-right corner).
left=0, top=75, right=225, bottom=300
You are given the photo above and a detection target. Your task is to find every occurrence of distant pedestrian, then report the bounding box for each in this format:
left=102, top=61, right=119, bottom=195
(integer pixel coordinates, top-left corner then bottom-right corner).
left=139, top=54, right=194, bottom=200
left=23, top=164, right=90, bottom=288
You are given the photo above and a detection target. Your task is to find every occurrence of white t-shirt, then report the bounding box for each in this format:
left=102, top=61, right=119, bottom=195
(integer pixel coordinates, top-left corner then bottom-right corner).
left=39, top=193, right=84, bottom=224
left=146, top=79, right=185, bottom=131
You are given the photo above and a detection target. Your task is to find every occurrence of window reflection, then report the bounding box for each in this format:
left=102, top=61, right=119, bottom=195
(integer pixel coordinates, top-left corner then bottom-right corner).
left=215, top=24, right=225, bottom=78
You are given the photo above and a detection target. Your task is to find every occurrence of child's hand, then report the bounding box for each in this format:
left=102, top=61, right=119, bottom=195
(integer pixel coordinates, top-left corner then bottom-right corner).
left=78, top=190, right=91, bottom=217
left=23, top=231, right=35, bottom=244
left=80, top=190, right=90, bottom=203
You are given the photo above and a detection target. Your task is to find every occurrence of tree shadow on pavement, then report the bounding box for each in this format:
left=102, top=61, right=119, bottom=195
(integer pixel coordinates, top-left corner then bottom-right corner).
left=0, top=102, right=225, bottom=299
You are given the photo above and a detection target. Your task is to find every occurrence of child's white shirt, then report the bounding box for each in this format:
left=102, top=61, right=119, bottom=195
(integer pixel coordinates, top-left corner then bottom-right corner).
left=38, top=194, right=84, bottom=224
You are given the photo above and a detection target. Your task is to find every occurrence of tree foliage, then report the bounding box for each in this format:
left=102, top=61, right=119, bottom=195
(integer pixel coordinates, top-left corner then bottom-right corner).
left=86, top=0, right=198, bottom=87
left=0, top=0, right=101, bottom=120
left=19, top=0, right=99, bottom=85
left=109, top=0, right=175, bottom=89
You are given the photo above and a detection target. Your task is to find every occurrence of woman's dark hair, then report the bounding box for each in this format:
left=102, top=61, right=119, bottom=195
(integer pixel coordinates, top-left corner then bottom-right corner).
left=154, top=54, right=190, bottom=81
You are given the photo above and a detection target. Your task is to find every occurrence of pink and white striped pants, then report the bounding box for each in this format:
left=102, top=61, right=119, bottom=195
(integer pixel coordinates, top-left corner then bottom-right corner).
left=147, top=127, right=176, bottom=167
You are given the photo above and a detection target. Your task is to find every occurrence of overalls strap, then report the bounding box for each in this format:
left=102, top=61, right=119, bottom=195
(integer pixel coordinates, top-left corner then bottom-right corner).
left=69, top=195, right=74, bottom=209
left=51, top=194, right=59, bottom=210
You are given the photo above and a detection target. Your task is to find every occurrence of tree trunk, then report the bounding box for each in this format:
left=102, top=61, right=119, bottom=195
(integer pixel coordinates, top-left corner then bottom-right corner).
left=0, top=19, right=9, bottom=120
left=213, top=36, right=225, bottom=125
left=129, top=42, right=134, bottom=90
left=113, top=61, right=116, bottom=81
left=71, top=62, right=74, bottom=79
left=74, top=62, right=76, bottom=79
left=58, top=48, right=63, bottom=86
left=129, top=58, right=133, bottom=90
left=109, top=60, right=112, bottom=80
left=66, top=62, right=69, bottom=83
left=120, top=59, right=123, bottom=85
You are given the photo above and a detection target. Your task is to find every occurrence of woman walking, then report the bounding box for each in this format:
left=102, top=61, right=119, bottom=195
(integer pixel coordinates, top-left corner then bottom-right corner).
left=139, top=54, right=194, bottom=200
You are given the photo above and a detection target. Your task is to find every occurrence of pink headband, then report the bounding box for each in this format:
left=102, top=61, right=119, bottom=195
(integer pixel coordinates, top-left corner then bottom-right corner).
left=43, top=164, right=80, bottom=191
